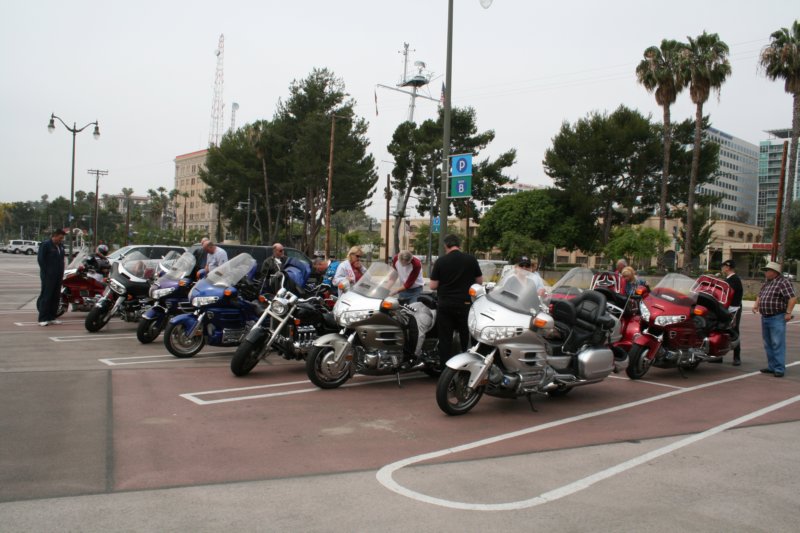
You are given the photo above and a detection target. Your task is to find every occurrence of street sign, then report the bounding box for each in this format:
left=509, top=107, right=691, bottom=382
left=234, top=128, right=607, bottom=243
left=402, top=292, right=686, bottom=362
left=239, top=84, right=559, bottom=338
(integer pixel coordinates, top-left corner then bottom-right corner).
left=448, top=175, right=472, bottom=198
left=432, top=216, right=440, bottom=232
left=450, top=154, right=472, bottom=177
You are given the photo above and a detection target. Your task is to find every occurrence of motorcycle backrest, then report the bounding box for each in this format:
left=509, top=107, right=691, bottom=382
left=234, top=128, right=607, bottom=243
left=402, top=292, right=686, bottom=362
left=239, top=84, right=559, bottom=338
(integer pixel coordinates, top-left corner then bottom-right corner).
left=692, top=275, right=732, bottom=307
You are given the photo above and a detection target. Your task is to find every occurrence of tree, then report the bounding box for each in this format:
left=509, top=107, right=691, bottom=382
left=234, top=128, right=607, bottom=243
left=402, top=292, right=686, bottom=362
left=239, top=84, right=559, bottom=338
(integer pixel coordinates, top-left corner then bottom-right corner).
left=474, top=188, right=576, bottom=260
left=760, top=20, right=800, bottom=263
left=604, top=226, right=670, bottom=270
left=675, top=205, right=717, bottom=271
left=680, top=31, right=731, bottom=271
left=386, top=106, right=516, bottom=254
left=636, top=39, right=687, bottom=270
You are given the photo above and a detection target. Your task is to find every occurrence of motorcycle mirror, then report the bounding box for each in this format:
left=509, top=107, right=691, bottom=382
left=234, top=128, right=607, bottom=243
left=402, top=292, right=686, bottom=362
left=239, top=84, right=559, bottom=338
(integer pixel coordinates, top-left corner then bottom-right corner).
left=469, top=283, right=486, bottom=300
left=338, top=280, right=350, bottom=292
left=380, top=297, right=400, bottom=311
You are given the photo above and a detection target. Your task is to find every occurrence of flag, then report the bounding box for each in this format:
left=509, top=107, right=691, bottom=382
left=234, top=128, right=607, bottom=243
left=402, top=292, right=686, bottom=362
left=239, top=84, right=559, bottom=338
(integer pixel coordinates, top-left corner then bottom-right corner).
left=439, top=82, right=446, bottom=106
left=374, top=89, right=379, bottom=116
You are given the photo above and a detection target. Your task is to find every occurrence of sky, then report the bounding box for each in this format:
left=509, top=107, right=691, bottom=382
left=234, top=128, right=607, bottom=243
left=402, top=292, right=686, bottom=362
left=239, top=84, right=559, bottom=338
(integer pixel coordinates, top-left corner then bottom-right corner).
left=1, top=0, right=797, bottom=221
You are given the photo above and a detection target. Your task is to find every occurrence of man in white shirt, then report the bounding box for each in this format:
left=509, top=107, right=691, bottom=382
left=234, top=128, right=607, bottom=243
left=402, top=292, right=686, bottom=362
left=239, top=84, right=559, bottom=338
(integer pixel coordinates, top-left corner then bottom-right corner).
left=389, top=250, right=424, bottom=303
left=203, top=239, right=228, bottom=271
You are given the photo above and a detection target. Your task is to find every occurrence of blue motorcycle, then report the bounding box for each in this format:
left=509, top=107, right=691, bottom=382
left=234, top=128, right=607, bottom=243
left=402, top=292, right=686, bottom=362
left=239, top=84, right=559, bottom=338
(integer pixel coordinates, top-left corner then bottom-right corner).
left=136, top=251, right=197, bottom=344
left=163, top=253, right=262, bottom=358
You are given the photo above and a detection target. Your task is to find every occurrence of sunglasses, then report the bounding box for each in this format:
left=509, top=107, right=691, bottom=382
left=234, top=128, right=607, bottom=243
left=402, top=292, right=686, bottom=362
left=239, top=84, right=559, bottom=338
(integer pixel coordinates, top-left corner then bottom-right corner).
left=354, top=255, right=363, bottom=259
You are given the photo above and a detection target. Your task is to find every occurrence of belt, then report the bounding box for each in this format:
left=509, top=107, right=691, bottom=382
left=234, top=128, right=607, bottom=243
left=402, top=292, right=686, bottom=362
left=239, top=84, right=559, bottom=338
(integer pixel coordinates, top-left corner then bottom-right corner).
left=762, top=312, right=784, bottom=318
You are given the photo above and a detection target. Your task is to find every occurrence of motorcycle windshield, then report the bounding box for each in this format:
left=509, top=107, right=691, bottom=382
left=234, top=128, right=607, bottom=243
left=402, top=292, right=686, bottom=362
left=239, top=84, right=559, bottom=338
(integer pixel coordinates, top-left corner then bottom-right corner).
left=66, top=250, right=90, bottom=270
left=162, top=252, right=196, bottom=281
left=120, top=252, right=163, bottom=280
left=206, top=253, right=257, bottom=288
left=477, top=260, right=499, bottom=284
left=546, top=267, right=595, bottom=301
left=649, top=273, right=697, bottom=306
left=351, top=262, right=406, bottom=299
left=487, top=267, right=543, bottom=315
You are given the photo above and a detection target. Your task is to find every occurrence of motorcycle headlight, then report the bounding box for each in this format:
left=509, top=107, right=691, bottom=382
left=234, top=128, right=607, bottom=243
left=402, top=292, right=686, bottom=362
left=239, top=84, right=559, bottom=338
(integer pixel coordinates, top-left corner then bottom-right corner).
left=151, top=287, right=176, bottom=299
left=270, top=298, right=289, bottom=317
left=639, top=301, right=650, bottom=322
left=478, top=326, right=523, bottom=343
left=109, top=279, right=126, bottom=295
left=192, top=296, right=219, bottom=307
left=655, top=314, right=686, bottom=326
left=340, top=309, right=372, bottom=326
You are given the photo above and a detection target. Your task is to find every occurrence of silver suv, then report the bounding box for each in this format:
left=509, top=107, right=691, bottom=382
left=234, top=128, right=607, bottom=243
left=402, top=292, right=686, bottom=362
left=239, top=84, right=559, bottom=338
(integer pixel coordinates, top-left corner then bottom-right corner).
left=5, top=240, right=39, bottom=255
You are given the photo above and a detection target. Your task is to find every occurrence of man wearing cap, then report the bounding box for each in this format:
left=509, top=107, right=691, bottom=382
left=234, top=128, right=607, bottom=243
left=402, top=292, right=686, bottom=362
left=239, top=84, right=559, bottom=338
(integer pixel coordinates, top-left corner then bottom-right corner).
left=37, top=228, right=67, bottom=326
left=721, top=259, right=743, bottom=366
left=753, top=261, right=796, bottom=377
left=516, top=256, right=545, bottom=293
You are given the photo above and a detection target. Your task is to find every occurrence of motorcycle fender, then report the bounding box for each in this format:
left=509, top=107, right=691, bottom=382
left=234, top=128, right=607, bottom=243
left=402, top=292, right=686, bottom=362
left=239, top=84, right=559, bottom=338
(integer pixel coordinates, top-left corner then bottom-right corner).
left=244, top=326, right=268, bottom=344
left=633, top=333, right=660, bottom=360
left=170, top=313, right=202, bottom=337
left=313, top=332, right=347, bottom=348
left=143, top=306, right=166, bottom=320
left=446, top=352, right=490, bottom=389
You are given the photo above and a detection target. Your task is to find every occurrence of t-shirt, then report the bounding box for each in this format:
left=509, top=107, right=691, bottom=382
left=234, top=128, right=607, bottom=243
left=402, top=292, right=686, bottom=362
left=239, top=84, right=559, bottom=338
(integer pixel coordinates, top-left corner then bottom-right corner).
left=430, top=249, right=482, bottom=306
left=391, top=255, right=423, bottom=290
left=205, top=247, right=228, bottom=271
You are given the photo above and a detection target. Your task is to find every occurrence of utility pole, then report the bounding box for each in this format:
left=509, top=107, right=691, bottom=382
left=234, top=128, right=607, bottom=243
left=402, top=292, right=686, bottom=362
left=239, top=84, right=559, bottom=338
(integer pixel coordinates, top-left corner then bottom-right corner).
left=385, top=173, right=391, bottom=262
left=87, top=169, right=108, bottom=248
left=438, top=0, right=454, bottom=256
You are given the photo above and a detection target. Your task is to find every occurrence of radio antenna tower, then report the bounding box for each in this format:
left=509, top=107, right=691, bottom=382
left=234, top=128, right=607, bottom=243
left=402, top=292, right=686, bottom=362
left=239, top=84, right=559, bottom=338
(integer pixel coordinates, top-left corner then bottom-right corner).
left=375, top=42, right=436, bottom=123
left=209, top=34, right=225, bottom=147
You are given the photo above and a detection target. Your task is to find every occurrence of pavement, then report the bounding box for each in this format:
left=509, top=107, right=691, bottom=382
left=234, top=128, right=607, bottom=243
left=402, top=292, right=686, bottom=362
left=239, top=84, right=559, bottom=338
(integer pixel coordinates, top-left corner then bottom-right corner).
left=1, top=254, right=798, bottom=532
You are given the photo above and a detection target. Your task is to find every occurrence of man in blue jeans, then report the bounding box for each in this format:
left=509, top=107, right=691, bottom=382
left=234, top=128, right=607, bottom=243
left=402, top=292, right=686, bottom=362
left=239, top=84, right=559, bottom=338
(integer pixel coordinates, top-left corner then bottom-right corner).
left=753, top=261, right=796, bottom=378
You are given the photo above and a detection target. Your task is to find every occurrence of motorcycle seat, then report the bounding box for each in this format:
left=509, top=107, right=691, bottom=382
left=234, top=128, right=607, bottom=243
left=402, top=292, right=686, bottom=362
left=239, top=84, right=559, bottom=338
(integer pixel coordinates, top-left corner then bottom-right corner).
left=553, top=290, right=609, bottom=354
left=696, top=292, right=732, bottom=330
left=417, top=294, right=437, bottom=310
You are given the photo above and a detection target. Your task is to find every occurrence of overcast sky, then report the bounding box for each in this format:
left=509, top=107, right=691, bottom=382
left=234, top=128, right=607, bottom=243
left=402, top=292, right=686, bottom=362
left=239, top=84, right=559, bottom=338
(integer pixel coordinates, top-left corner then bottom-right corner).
left=1, top=0, right=796, bottom=221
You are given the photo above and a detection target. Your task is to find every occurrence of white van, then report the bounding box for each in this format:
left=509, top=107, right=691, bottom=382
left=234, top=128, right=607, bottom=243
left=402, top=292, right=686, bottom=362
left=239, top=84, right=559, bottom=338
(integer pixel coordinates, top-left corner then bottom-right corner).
left=5, top=240, right=40, bottom=255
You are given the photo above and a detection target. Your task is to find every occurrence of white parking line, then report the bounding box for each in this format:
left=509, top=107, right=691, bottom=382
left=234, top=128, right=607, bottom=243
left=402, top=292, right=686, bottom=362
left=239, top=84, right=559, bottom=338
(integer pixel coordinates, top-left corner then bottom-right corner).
left=607, top=374, right=686, bottom=389
left=181, top=374, right=426, bottom=405
left=98, top=350, right=232, bottom=366
left=51, top=334, right=136, bottom=342
left=376, top=362, right=800, bottom=511
left=15, top=319, right=86, bottom=326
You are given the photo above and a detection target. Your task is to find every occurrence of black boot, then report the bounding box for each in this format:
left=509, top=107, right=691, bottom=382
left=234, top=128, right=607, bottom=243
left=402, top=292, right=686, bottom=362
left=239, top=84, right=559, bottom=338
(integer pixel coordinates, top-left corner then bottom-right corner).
left=732, top=353, right=741, bottom=366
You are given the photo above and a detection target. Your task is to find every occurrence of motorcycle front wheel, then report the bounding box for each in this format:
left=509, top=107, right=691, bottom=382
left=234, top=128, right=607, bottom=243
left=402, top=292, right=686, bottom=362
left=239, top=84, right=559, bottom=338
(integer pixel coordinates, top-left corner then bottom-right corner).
left=136, top=316, right=164, bottom=344
left=230, top=339, right=264, bottom=377
left=56, top=294, right=68, bottom=318
left=306, top=345, right=351, bottom=389
left=625, top=345, right=653, bottom=380
left=164, top=321, right=205, bottom=358
left=85, top=301, right=114, bottom=332
left=436, top=367, right=485, bottom=416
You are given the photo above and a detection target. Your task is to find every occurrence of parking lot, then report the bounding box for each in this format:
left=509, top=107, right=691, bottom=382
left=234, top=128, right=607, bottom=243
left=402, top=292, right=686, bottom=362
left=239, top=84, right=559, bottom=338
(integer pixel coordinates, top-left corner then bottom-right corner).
left=0, top=253, right=798, bottom=532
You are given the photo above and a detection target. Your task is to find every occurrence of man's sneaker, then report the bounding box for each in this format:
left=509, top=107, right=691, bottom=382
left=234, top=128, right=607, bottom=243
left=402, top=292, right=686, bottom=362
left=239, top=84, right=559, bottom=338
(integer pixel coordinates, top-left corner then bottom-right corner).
left=38, top=321, right=49, bottom=327
left=50, top=319, right=63, bottom=325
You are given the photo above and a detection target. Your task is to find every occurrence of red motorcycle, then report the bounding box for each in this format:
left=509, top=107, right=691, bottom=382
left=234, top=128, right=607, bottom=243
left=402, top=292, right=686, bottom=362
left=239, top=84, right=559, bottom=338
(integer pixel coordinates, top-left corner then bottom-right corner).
left=57, top=250, right=108, bottom=317
left=626, top=273, right=739, bottom=379
left=590, top=271, right=647, bottom=360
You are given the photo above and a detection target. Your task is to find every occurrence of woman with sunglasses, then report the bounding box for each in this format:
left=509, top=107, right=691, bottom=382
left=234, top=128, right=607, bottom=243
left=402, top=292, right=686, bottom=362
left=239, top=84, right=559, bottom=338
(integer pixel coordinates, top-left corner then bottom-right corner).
left=332, top=246, right=367, bottom=288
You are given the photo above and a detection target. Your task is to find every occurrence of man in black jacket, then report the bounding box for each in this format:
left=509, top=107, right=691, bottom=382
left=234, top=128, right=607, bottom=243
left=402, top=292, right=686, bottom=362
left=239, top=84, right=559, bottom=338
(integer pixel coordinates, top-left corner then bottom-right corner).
left=430, top=234, right=483, bottom=366
left=37, top=229, right=67, bottom=326
left=721, top=259, right=743, bottom=366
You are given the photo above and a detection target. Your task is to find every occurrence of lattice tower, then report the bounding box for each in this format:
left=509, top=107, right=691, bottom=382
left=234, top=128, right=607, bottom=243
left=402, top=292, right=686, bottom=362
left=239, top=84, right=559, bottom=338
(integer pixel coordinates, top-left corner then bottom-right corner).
left=209, top=34, right=225, bottom=147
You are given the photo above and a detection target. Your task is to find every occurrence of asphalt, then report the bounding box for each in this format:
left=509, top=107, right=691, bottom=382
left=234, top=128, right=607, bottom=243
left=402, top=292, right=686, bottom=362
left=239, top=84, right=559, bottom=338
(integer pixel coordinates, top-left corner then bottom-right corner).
left=0, top=254, right=798, bottom=532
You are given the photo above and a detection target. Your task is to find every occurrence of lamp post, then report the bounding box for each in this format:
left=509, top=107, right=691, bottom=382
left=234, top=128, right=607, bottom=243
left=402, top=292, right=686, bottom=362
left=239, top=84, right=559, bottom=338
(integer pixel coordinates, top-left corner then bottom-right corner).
left=437, top=0, right=492, bottom=256
left=236, top=188, right=251, bottom=244
left=48, top=113, right=100, bottom=258
left=325, top=113, right=350, bottom=260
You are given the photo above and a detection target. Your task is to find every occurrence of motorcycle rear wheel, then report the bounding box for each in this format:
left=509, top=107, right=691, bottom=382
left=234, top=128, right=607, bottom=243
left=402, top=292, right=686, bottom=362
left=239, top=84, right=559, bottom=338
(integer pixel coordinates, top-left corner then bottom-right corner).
left=164, top=321, right=205, bottom=358
left=306, top=345, right=350, bottom=389
left=436, top=367, right=485, bottom=416
left=136, top=317, right=164, bottom=344
left=85, top=303, right=113, bottom=332
left=625, top=345, right=652, bottom=380
left=231, top=339, right=263, bottom=377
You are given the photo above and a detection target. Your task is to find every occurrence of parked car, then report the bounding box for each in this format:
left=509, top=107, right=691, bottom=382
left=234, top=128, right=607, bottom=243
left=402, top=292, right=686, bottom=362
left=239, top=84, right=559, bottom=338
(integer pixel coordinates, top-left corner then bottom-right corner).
left=784, top=272, right=796, bottom=281
left=107, top=245, right=187, bottom=264
left=5, top=240, right=40, bottom=255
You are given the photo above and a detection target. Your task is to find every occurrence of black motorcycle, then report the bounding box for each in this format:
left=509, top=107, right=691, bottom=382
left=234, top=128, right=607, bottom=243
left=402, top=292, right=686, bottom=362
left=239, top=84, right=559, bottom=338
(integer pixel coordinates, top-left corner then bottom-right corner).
left=85, top=252, right=158, bottom=332
left=230, top=273, right=338, bottom=377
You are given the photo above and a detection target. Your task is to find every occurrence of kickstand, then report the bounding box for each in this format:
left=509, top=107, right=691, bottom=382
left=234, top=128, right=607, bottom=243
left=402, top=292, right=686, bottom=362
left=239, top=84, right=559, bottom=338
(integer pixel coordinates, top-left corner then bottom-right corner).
left=395, top=371, right=402, bottom=388
left=526, top=394, right=538, bottom=412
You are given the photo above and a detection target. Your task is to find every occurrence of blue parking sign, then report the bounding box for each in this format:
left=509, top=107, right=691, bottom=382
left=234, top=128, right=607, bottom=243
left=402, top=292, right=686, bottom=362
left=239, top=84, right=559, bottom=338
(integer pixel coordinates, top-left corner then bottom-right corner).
left=450, top=154, right=472, bottom=177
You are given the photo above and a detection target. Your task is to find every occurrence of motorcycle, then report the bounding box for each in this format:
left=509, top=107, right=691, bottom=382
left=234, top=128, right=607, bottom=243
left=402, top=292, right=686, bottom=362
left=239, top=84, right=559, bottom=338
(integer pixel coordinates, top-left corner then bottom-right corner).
left=436, top=266, right=626, bottom=416
left=230, top=272, right=339, bottom=377
left=58, top=249, right=109, bottom=316
left=163, top=253, right=263, bottom=358
left=590, top=270, right=647, bottom=360
left=136, top=251, right=197, bottom=344
left=85, top=252, right=159, bottom=332
left=626, top=273, right=739, bottom=379
left=305, top=261, right=445, bottom=389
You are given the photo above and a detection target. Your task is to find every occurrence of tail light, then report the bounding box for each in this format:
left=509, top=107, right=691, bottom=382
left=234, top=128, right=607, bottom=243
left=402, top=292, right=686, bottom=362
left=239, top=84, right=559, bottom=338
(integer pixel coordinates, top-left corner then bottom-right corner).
left=693, top=305, right=708, bottom=316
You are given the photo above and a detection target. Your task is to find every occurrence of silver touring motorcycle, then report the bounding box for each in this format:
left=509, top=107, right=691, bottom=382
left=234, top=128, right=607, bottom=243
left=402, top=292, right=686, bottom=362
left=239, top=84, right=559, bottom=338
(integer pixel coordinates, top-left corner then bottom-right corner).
left=436, top=266, right=629, bottom=415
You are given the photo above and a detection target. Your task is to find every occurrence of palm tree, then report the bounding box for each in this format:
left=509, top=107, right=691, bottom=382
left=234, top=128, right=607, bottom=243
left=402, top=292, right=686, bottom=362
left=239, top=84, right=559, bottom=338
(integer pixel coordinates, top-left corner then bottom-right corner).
left=680, top=31, right=731, bottom=271
left=760, top=20, right=800, bottom=262
left=636, top=39, right=687, bottom=271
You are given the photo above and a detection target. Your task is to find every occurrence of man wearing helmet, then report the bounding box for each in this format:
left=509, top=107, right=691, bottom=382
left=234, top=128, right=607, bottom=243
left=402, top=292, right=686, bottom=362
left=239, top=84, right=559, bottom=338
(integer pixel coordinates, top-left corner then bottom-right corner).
left=86, top=244, right=111, bottom=281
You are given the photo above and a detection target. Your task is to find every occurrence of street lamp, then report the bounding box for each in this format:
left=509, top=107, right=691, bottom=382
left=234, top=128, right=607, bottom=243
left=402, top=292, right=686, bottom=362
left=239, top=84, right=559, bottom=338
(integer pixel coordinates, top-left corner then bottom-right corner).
left=48, top=113, right=100, bottom=258
left=325, top=113, right=350, bottom=260
left=437, top=0, right=492, bottom=256
left=236, top=188, right=251, bottom=244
